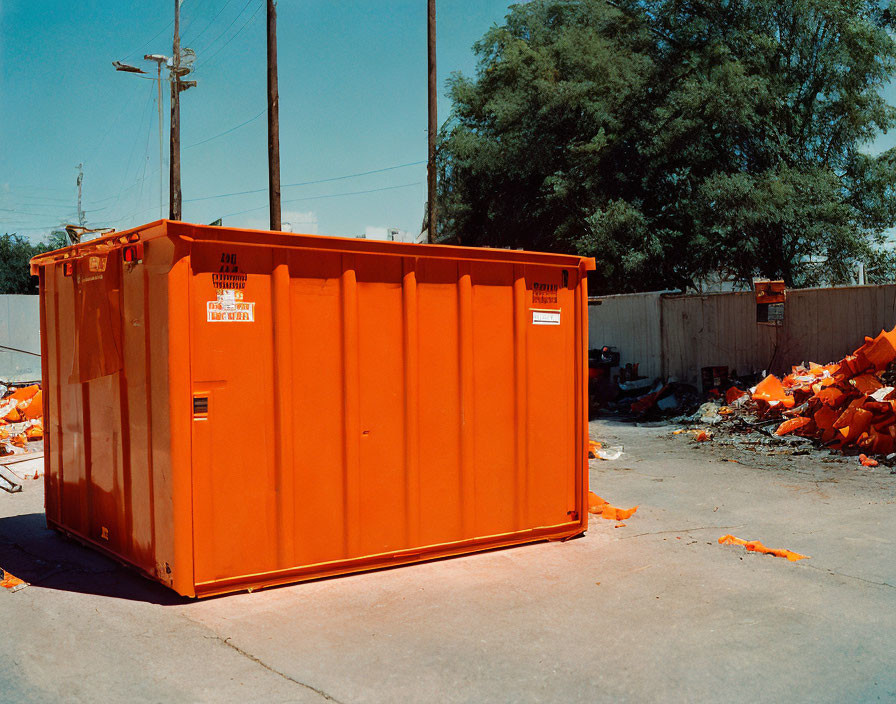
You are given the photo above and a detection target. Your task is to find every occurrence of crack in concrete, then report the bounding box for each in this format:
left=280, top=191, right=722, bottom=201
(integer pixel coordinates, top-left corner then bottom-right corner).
left=207, top=630, right=346, bottom=703
left=803, top=563, right=896, bottom=590
left=618, top=525, right=745, bottom=540
left=615, top=525, right=895, bottom=590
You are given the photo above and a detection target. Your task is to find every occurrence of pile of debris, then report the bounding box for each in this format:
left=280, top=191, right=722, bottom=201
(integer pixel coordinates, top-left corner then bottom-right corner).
left=742, top=326, right=896, bottom=458
left=670, top=325, right=896, bottom=465
left=0, top=383, right=43, bottom=457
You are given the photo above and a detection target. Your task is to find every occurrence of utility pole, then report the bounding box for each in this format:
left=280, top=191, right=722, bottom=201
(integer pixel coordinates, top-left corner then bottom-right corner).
left=76, top=164, right=86, bottom=226
left=427, top=0, right=437, bottom=243
left=157, top=61, right=164, bottom=219
left=170, top=0, right=182, bottom=221
left=145, top=55, right=167, bottom=219
left=114, top=4, right=194, bottom=225
left=267, top=0, right=281, bottom=231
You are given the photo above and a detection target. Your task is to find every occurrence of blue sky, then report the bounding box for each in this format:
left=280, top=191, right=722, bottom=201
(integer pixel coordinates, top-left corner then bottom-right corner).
left=0, top=0, right=515, bottom=242
left=4, top=1, right=896, bottom=244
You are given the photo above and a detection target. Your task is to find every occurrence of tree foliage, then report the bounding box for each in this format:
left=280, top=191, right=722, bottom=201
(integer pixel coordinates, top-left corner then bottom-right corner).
left=0, top=232, right=66, bottom=294
left=439, top=0, right=896, bottom=293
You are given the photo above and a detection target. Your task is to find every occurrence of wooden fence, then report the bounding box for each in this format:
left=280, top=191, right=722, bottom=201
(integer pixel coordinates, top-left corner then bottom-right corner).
left=588, top=285, right=896, bottom=387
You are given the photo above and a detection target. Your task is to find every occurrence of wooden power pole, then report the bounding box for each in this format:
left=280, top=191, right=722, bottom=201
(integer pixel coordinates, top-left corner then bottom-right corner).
left=170, top=0, right=182, bottom=221
left=427, top=0, right=437, bottom=243
left=267, top=0, right=281, bottom=231
left=76, top=163, right=86, bottom=226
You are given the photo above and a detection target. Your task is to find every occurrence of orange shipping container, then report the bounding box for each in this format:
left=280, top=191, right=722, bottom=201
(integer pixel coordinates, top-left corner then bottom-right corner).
left=31, top=221, right=595, bottom=597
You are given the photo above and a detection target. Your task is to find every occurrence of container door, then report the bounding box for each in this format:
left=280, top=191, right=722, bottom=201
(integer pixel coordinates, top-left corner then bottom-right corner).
left=189, top=245, right=280, bottom=584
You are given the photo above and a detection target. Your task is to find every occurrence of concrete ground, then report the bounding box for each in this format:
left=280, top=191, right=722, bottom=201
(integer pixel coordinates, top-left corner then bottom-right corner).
left=1, top=418, right=894, bottom=703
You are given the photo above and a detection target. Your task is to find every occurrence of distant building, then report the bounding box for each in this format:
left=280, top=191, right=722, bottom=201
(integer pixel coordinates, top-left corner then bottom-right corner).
left=358, top=226, right=425, bottom=244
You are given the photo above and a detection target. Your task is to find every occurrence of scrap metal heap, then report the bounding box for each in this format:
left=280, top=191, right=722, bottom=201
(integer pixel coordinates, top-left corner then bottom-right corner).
left=742, top=325, right=896, bottom=456
left=0, top=384, right=43, bottom=457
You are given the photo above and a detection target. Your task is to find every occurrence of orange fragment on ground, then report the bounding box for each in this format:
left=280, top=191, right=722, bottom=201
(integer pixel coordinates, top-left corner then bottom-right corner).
left=858, top=454, right=879, bottom=467
left=694, top=430, right=710, bottom=442
left=588, top=491, right=637, bottom=521
left=587, top=440, right=602, bottom=458
left=718, top=535, right=809, bottom=561
left=775, top=416, right=812, bottom=436
left=588, top=491, right=607, bottom=513
left=599, top=504, right=639, bottom=521
left=0, top=570, right=25, bottom=590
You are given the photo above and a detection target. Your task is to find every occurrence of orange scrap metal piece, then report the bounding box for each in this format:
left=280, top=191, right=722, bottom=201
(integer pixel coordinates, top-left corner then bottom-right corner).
left=752, top=375, right=795, bottom=408
left=694, top=430, right=711, bottom=442
left=7, top=385, right=39, bottom=404
left=718, top=535, right=809, bottom=561
left=854, top=327, right=896, bottom=371
left=0, top=570, right=25, bottom=590
left=21, top=390, right=42, bottom=420
left=851, top=374, right=883, bottom=395
left=858, top=454, right=879, bottom=467
left=588, top=440, right=602, bottom=458
left=588, top=491, right=638, bottom=521
left=775, top=416, right=812, bottom=436
left=725, top=386, right=748, bottom=405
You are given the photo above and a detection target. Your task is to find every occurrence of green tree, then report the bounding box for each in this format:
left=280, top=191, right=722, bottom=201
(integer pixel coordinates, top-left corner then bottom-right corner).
left=439, top=0, right=896, bottom=293
left=0, top=231, right=67, bottom=294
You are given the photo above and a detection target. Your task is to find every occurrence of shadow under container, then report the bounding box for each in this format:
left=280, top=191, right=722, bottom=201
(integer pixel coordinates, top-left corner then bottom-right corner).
left=31, top=221, right=595, bottom=597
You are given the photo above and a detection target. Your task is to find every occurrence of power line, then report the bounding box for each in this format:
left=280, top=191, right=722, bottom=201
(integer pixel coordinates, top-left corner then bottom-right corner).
left=2, top=224, right=69, bottom=232
left=179, top=0, right=216, bottom=40
left=123, top=17, right=174, bottom=62
left=184, top=0, right=239, bottom=46
left=195, top=0, right=255, bottom=55
left=184, top=108, right=266, bottom=148
left=219, top=181, right=423, bottom=219
left=199, top=0, right=264, bottom=70
left=6, top=195, right=77, bottom=205
left=8, top=183, right=422, bottom=231
left=106, top=84, right=157, bottom=224
left=184, top=160, right=426, bottom=203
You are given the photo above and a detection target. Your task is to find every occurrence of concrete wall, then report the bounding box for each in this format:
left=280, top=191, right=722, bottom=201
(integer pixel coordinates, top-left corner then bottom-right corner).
left=0, top=295, right=41, bottom=382
left=589, top=285, right=896, bottom=387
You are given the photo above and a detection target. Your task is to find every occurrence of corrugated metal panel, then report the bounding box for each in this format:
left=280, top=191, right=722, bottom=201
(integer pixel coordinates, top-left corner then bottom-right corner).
left=588, top=285, right=896, bottom=388
left=588, top=292, right=663, bottom=379
left=0, top=294, right=41, bottom=382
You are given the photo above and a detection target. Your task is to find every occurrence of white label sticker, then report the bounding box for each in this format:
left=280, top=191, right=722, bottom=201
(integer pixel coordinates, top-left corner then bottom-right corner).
left=218, top=288, right=237, bottom=311
left=532, top=309, right=561, bottom=325
left=207, top=300, right=255, bottom=322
